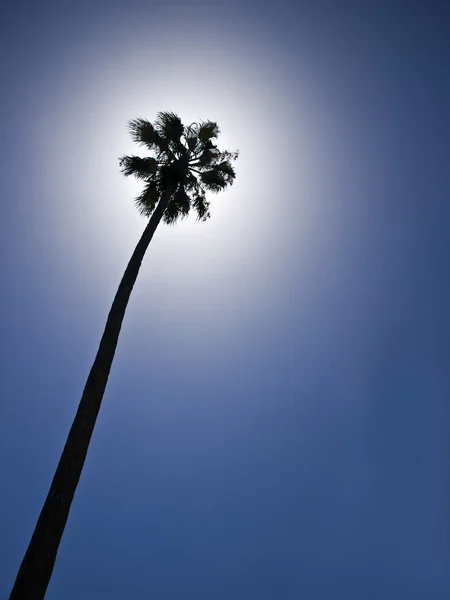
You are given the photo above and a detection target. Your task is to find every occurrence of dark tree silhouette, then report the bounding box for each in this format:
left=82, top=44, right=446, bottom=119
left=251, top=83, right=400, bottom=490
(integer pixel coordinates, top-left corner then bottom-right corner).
left=9, top=111, right=238, bottom=600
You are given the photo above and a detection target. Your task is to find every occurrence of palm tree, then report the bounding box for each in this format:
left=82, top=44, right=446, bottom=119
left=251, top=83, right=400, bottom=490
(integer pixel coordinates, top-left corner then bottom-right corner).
left=9, top=111, right=238, bottom=600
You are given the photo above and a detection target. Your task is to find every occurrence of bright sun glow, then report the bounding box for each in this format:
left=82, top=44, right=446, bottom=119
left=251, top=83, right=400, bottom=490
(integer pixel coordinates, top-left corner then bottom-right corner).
left=33, top=11, right=319, bottom=349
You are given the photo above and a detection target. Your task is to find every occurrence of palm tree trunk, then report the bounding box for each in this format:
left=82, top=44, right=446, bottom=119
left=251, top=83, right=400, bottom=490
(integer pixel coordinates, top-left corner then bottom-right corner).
left=9, top=188, right=174, bottom=600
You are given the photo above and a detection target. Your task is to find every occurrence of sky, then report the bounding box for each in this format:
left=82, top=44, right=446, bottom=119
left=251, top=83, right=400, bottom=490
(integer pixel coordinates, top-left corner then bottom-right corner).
left=1, top=0, right=450, bottom=597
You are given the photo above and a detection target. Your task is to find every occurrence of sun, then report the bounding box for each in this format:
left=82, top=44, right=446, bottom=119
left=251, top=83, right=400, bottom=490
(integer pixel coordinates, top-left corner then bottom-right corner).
left=33, top=10, right=314, bottom=346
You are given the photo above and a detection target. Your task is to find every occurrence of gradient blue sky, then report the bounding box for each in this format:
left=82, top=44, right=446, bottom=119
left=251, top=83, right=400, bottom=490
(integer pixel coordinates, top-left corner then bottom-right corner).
left=1, top=1, right=450, bottom=598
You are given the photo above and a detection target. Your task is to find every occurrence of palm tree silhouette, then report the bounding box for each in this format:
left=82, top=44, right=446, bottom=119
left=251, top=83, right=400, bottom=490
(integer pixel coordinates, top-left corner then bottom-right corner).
left=9, top=111, right=238, bottom=600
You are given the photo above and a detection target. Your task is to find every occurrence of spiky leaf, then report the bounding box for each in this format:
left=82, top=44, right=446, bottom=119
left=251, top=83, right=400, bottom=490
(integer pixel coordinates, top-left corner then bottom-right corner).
left=134, top=180, right=160, bottom=217
left=164, top=187, right=190, bottom=224
left=128, top=118, right=166, bottom=152
left=119, top=156, right=158, bottom=179
left=197, top=121, right=220, bottom=142
left=200, top=169, right=227, bottom=192
left=154, top=111, right=184, bottom=143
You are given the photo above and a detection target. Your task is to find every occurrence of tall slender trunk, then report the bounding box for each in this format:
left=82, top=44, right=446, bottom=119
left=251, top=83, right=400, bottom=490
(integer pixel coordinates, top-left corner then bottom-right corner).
left=9, top=189, right=174, bottom=600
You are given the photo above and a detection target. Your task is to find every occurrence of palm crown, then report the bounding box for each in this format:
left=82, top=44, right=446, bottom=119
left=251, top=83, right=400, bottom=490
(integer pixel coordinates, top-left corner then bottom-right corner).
left=119, top=111, right=239, bottom=224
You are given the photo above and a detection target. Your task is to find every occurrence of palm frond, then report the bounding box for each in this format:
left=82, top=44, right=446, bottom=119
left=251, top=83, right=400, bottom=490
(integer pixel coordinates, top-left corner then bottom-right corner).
left=197, top=121, right=220, bottom=142
left=154, top=111, right=184, bottom=143
left=119, top=155, right=158, bottom=179
left=219, top=150, right=240, bottom=162
left=185, top=128, right=199, bottom=153
left=134, top=180, right=160, bottom=217
left=216, top=160, right=236, bottom=178
left=128, top=118, right=166, bottom=153
left=184, top=172, right=200, bottom=192
left=197, top=146, right=221, bottom=168
left=192, top=191, right=211, bottom=221
left=200, top=169, right=227, bottom=192
left=163, top=186, right=190, bottom=225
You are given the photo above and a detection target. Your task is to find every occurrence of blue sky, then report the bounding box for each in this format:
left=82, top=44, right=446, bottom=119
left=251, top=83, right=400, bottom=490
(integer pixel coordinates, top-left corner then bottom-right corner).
left=1, top=0, right=450, bottom=597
